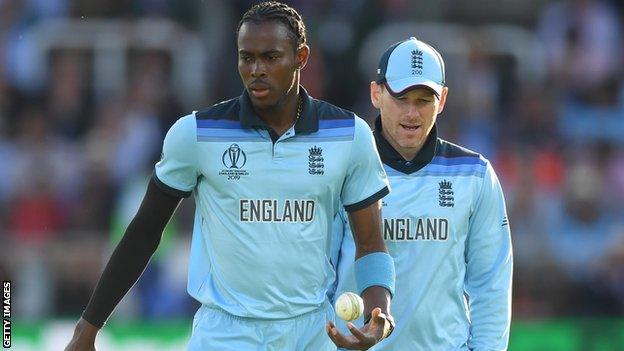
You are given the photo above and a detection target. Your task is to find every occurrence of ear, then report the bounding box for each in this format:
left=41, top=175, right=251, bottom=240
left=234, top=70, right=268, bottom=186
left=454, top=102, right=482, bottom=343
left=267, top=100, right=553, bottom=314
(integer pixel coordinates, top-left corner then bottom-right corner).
left=437, top=87, right=449, bottom=114
left=370, top=81, right=382, bottom=109
left=296, top=44, right=310, bottom=70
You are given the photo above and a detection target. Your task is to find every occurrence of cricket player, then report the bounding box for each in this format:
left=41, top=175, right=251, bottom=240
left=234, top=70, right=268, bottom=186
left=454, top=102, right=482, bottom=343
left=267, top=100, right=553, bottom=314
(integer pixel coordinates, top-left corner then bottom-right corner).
left=332, top=37, right=513, bottom=350
left=65, top=2, right=395, bottom=350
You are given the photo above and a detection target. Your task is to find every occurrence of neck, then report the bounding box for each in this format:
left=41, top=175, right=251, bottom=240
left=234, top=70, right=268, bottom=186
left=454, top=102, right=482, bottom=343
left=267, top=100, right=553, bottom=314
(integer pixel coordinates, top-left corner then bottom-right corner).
left=381, top=128, right=424, bottom=161
left=255, top=83, right=300, bottom=136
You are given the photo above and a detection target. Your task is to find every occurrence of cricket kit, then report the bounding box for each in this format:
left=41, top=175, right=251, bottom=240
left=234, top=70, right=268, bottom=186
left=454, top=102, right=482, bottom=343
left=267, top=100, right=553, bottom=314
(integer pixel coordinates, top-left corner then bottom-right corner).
left=332, top=122, right=512, bottom=350
left=154, top=87, right=389, bottom=350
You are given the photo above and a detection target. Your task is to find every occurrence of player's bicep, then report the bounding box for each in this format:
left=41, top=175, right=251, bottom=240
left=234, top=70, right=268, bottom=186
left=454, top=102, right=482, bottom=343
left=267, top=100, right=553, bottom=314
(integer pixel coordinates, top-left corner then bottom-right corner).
left=347, top=201, right=386, bottom=258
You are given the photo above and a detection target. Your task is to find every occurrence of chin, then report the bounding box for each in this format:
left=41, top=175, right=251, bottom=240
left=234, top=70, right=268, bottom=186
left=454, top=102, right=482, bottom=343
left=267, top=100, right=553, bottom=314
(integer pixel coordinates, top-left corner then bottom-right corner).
left=250, top=96, right=277, bottom=110
left=399, top=137, right=424, bottom=149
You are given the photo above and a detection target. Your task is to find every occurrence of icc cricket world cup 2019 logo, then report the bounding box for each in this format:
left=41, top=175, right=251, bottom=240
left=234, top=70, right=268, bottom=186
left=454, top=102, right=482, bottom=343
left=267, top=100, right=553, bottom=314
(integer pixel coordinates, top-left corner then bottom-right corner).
left=222, top=144, right=247, bottom=169
left=219, top=144, right=249, bottom=180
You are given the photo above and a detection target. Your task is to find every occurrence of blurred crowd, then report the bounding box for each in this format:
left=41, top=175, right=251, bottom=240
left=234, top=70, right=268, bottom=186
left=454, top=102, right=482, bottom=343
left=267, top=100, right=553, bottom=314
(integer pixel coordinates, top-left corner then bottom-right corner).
left=1, top=0, right=624, bottom=323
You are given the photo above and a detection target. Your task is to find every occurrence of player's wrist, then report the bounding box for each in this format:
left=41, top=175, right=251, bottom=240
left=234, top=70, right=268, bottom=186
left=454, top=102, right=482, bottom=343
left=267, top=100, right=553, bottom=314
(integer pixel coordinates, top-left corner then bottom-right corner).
left=74, top=318, right=100, bottom=338
left=363, top=311, right=395, bottom=341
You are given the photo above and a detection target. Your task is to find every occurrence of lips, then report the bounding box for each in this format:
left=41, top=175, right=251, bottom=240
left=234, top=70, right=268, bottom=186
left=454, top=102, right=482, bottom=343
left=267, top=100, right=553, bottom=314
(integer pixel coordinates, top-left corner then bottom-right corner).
left=249, top=82, right=271, bottom=98
left=400, top=123, right=420, bottom=131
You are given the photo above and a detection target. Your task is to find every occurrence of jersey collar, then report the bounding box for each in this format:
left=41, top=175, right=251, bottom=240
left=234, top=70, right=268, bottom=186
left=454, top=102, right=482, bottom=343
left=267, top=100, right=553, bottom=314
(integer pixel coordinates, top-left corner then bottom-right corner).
left=374, top=115, right=438, bottom=174
left=238, top=86, right=318, bottom=133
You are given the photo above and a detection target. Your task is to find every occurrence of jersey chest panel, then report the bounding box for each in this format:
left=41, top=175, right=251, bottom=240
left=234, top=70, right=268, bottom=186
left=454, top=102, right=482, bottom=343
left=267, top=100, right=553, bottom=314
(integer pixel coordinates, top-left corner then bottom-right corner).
left=195, top=140, right=351, bottom=200
left=381, top=172, right=479, bottom=254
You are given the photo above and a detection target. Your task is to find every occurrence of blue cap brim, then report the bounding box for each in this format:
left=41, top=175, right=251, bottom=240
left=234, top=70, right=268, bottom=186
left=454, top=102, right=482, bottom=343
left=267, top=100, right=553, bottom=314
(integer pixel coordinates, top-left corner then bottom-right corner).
left=385, top=78, right=443, bottom=98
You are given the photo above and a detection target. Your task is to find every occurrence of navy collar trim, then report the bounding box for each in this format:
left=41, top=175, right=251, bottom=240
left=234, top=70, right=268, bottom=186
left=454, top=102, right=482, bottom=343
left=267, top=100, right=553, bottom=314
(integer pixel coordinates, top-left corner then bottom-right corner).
left=238, top=86, right=318, bottom=133
left=373, top=115, right=438, bottom=174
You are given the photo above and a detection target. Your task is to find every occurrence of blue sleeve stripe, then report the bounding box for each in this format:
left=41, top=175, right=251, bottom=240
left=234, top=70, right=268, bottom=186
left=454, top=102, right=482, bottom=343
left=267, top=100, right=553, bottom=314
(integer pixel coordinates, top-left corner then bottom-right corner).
left=431, top=156, right=486, bottom=166
left=319, top=119, right=355, bottom=129
left=196, top=119, right=243, bottom=129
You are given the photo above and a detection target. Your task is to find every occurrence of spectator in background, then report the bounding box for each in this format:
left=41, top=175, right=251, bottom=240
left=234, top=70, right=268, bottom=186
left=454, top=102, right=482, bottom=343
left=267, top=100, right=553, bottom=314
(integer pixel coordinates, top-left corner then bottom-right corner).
left=0, top=0, right=622, bottom=329
left=537, top=0, right=622, bottom=105
left=110, top=53, right=170, bottom=186
left=544, top=155, right=624, bottom=315
left=47, top=51, right=93, bottom=142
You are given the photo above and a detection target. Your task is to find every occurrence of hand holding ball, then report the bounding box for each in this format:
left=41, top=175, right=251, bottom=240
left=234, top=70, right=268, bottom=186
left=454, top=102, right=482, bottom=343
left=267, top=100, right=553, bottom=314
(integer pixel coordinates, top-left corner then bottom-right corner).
left=334, top=292, right=364, bottom=321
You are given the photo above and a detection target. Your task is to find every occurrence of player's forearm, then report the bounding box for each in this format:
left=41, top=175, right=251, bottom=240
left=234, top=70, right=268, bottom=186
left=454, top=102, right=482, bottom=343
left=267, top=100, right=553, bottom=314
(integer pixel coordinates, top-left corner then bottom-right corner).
left=81, top=178, right=182, bottom=327
left=65, top=318, right=99, bottom=350
left=70, top=318, right=99, bottom=340
left=466, top=262, right=512, bottom=350
left=81, top=220, right=163, bottom=327
left=465, top=234, right=512, bottom=349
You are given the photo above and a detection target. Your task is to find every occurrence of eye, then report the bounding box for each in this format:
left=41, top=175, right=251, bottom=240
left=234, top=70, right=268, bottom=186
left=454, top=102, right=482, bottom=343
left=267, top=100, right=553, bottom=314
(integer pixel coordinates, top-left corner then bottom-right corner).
left=268, top=54, right=280, bottom=60
left=240, top=55, right=253, bottom=63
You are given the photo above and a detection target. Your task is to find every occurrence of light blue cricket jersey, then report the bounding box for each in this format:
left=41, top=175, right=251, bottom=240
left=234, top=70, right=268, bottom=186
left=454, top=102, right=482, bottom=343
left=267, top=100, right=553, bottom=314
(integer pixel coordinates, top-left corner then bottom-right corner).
left=332, top=118, right=512, bottom=350
left=154, top=87, right=389, bottom=319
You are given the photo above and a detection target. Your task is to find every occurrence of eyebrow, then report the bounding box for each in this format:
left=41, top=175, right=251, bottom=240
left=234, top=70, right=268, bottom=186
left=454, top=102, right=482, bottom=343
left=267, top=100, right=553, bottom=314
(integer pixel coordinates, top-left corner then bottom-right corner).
left=238, top=49, right=282, bottom=55
left=411, top=91, right=436, bottom=99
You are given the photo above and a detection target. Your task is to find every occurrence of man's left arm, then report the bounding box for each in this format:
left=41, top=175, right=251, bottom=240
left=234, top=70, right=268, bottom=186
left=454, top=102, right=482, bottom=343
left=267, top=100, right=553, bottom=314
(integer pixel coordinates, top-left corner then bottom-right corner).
left=327, top=201, right=395, bottom=350
left=465, top=161, right=513, bottom=351
left=348, top=202, right=392, bottom=320
left=326, top=116, right=393, bottom=350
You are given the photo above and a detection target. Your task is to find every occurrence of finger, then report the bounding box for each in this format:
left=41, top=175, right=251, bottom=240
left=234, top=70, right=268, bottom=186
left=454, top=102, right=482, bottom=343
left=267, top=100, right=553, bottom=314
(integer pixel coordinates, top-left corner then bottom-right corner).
left=363, top=308, right=388, bottom=342
left=326, top=322, right=333, bottom=335
left=370, top=308, right=388, bottom=328
left=347, top=322, right=375, bottom=343
left=327, top=324, right=362, bottom=348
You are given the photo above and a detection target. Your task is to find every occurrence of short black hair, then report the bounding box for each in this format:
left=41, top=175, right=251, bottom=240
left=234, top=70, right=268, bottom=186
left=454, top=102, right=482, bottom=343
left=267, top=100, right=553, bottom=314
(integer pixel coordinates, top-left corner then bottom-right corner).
left=237, top=1, right=307, bottom=51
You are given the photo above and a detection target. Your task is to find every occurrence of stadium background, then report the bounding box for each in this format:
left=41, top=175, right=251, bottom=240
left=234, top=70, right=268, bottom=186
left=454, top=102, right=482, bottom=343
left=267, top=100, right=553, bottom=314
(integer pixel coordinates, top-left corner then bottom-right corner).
left=1, top=0, right=623, bottom=349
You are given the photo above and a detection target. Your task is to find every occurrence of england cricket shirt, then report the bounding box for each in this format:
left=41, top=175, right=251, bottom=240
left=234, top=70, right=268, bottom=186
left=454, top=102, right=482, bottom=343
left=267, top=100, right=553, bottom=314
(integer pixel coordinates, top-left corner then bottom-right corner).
left=333, top=117, right=512, bottom=350
left=154, top=87, right=389, bottom=319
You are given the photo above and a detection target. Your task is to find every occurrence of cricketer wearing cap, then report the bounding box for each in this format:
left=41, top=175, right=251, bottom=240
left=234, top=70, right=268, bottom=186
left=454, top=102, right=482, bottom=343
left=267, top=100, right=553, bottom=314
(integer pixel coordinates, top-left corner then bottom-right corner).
left=331, top=37, right=513, bottom=350
left=65, top=2, right=395, bottom=351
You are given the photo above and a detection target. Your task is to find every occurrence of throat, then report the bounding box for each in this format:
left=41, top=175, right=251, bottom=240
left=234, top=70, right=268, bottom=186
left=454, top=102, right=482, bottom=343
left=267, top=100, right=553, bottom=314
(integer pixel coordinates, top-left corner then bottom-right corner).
left=382, top=129, right=422, bottom=161
left=257, top=94, right=303, bottom=137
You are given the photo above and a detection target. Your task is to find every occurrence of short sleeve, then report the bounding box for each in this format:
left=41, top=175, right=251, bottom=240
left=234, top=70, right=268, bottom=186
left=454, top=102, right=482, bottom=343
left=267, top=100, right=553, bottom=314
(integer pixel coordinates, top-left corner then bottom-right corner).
left=341, top=116, right=390, bottom=212
left=153, top=114, right=199, bottom=198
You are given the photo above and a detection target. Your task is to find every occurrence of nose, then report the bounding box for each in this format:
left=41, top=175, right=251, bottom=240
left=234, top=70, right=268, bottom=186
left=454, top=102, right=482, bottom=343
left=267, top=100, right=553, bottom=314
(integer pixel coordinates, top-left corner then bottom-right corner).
left=406, top=103, right=421, bottom=119
left=251, top=60, right=266, bottom=79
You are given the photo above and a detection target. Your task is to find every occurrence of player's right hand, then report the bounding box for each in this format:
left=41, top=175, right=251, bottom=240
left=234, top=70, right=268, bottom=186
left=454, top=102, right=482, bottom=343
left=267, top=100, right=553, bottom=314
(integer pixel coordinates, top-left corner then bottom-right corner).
left=64, top=318, right=99, bottom=351
left=326, top=307, right=393, bottom=350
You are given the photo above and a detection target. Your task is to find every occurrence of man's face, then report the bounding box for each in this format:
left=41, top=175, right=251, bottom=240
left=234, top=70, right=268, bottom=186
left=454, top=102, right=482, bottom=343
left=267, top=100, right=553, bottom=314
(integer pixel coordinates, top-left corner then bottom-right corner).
left=371, top=83, right=448, bottom=154
left=237, top=21, right=307, bottom=110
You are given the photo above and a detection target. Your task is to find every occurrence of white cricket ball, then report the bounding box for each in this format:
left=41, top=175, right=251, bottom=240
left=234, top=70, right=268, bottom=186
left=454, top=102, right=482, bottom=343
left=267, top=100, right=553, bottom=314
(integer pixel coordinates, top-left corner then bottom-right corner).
left=335, top=292, right=364, bottom=321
